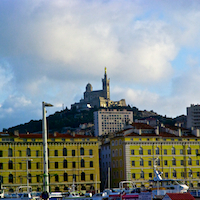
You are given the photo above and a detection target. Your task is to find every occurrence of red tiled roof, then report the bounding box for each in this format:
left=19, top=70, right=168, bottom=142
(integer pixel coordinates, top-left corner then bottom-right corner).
left=159, top=132, right=178, bottom=137
left=131, top=122, right=154, bottom=129
left=166, top=193, right=195, bottom=200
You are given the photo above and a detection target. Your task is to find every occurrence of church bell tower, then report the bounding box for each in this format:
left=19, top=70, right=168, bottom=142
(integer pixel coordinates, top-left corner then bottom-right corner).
left=102, top=67, right=110, bottom=100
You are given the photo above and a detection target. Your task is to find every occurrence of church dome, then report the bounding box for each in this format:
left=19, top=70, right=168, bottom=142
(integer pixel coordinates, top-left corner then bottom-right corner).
left=86, top=83, right=93, bottom=92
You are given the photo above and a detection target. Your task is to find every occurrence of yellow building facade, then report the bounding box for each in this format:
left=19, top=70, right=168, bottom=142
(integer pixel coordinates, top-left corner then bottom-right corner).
left=0, top=132, right=100, bottom=193
left=110, top=123, right=200, bottom=189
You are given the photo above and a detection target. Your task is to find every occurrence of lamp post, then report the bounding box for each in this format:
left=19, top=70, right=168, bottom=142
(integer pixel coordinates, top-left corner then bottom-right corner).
left=42, top=101, right=53, bottom=193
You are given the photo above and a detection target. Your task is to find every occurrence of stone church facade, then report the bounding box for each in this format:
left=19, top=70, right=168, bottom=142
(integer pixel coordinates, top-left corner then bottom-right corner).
left=71, top=68, right=126, bottom=110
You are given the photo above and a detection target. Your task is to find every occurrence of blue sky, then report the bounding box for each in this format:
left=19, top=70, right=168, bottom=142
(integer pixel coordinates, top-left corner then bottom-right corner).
left=1, top=0, right=200, bottom=131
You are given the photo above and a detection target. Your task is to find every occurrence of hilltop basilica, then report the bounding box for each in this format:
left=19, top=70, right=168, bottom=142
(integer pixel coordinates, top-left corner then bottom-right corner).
left=71, top=68, right=126, bottom=110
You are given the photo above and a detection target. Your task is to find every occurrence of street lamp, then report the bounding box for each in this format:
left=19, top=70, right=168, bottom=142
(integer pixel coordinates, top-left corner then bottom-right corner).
left=42, top=101, right=53, bottom=193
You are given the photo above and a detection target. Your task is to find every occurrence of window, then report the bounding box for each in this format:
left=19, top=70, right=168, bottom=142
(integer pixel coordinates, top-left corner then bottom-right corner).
left=165, top=172, right=168, bottom=178
left=155, top=147, right=159, bottom=155
left=55, top=175, right=59, bottom=182
left=173, top=170, right=176, bottom=178
left=187, top=147, right=191, bottom=155
left=19, top=150, right=22, bottom=157
left=36, top=150, right=40, bottom=157
left=90, top=161, right=93, bottom=167
left=72, top=162, right=76, bottom=168
left=132, top=161, right=135, bottom=166
left=55, top=162, right=58, bottom=169
left=189, top=170, right=193, bottom=177
left=73, top=174, right=76, bottom=181
left=8, top=160, right=13, bottom=169
left=36, top=175, right=40, bottom=183
left=181, top=172, right=184, bottom=177
left=119, top=149, right=122, bottom=156
left=0, top=151, right=2, bottom=157
left=148, top=149, right=151, bottom=155
left=149, top=173, right=152, bottom=178
left=157, top=158, right=160, bottom=166
left=63, top=148, right=67, bottom=156
left=81, top=172, right=85, bottom=181
left=139, top=147, right=143, bottom=155
left=28, top=160, right=31, bottom=169
left=54, top=150, right=58, bottom=156
left=36, top=162, right=40, bottom=169
left=0, top=176, right=3, bottom=184
left=164, top=160, right=168, bottom=165
left=28, top=173, right=31, bottom=183
left=89, top=149, right=93, bottom=156
left=90, top=174, right=94, bottom=180
left=26, top=148, right=31, bottom=157
left=131, top=150, right=134, bottom=155
left=197, top=172, right=200, bottom=177
left=140, top=171, right=144, bottom=179
left=81, top=159, right=85, bottom=167
left=140, top=158, right=144, bottom=166
left=164, top=149, right=167, bottom=155
left=180, top=149, right=183, bottom=155
left=172, top=158, right=176, bottom=166
left=188, top=158, right=192, bottom=165
left=132, top=173, right=135, bottom=179
left=80, top=148, right=84, bottom=156
left=148, top=160, right=152, bottom=166
left=9, top=174, right=13, bottom=183
left=64, top=173, right=68, bottom=181
left=72, top=150, right=75, bottom=156
left=181, top=160, right=184, bottom=165
left=19, top=163, right=22, bottom=169
left=172, top=147, right=176, bottom=155
left=8, top=148, right=13, bottom=157
left=197, top=160, right=199, bottom=165
left=63, top=160, right=68, bottom=168
left=0, top=163, right=3, bottom=170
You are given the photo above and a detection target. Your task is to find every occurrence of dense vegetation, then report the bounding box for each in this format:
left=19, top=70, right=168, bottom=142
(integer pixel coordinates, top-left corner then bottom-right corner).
left=6, top=105, right=183, bottom=134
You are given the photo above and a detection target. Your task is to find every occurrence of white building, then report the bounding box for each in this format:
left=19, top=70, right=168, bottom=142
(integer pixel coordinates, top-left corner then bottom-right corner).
left=94, top=109, right=133, bottom=136
left=187, top=104, right=200, bottom=129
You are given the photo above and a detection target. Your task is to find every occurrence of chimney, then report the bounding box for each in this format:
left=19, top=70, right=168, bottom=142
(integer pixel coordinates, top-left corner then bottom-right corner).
left=54, top=132, right=57, bottom=137
left=139, top=129, right=142, bottom=135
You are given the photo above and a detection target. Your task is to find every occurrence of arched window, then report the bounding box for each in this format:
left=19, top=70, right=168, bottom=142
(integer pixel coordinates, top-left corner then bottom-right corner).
left=157, top=158, right=160, bottom=166
left=172, top=158, right=176, bottom=166
left=26, top=148, right=31, bottom=157
left=63, top=159, right=68, bottom=168
left=89, top=149, right=93, bottom=155
left=140, top=158, right=144, bottom=166
left=8, top=160, right=13, bottom=169
left=81, top=159, right=85, bottom=168
left=63, top=148, right=67, bottom=156
left=55, top=187, right=60, bottom=191
left=119, top=149, right=122, bottom=156
left=189, top=170, right=193, bottom=177
left=155, top=147, right=159, bottom=155
left=28, top=173, right=31, bottom=183
left=173, top=170, right=176, bottom=177
left=140, top=171, right=144, bottom=179
left=8, top=148, right=13, bottom=157
left=139, top=147, right=143, bottom=155
left=64, top=173, right=68, bottom=181
left=188, top=158, right=192, bottom=165
left=9, top=174, right=13, bottom=183
left=55, top=174, right=59, bottom=182
left=80, top=148, right=84, bottom=156
left=187, top=147, right=191, bottom=155
left=115, top=149, right=118, bottom=157
left=81, top=172, right=85, bottom=181
left=172, top=147, right=176, bottom=155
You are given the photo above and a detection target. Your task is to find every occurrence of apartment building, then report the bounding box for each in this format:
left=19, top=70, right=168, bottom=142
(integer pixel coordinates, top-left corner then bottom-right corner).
left=101, top=122, right=200, bottom=189
left=187, top=104, right=200, bottom=129
left=94, top=109, right=133, bottom=137
left=0, top=132, right=100, bottom=193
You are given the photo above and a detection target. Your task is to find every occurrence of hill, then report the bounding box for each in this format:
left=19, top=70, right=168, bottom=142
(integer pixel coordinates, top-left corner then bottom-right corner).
left=6, top=105, right=184, bottom=134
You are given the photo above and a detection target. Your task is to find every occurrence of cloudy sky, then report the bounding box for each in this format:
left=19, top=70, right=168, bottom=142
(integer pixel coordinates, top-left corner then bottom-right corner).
left=1, top=0, right=200, bottom=131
